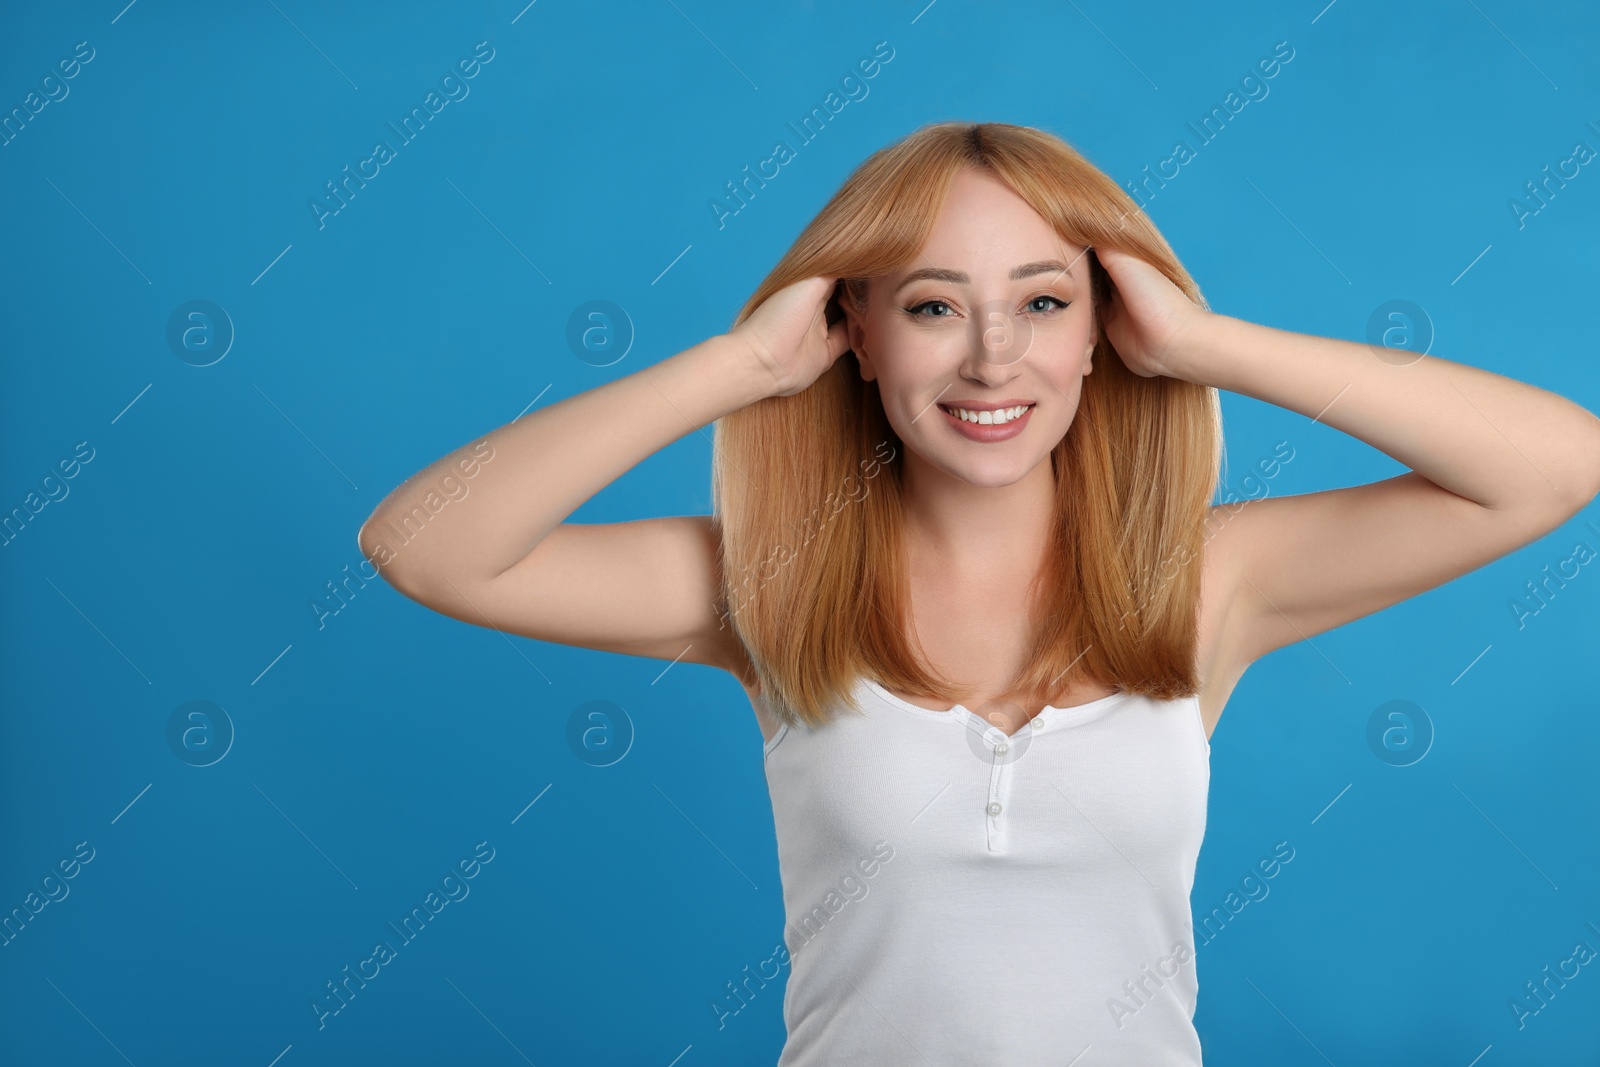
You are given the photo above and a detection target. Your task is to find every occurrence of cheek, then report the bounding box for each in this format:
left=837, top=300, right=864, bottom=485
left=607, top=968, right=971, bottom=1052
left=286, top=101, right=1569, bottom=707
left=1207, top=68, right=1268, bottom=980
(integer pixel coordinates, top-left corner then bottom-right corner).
left=877, top=375, right=928, bottom=432
left=870, top=332, right=945, bottom=392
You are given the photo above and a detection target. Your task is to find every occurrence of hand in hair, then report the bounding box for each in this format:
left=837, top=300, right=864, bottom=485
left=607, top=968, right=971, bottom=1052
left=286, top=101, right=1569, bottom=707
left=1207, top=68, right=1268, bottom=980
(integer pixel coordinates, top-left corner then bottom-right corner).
left=1095, top=246, right=1212, bottom=380
left=728, top=275, right=853, bottom=398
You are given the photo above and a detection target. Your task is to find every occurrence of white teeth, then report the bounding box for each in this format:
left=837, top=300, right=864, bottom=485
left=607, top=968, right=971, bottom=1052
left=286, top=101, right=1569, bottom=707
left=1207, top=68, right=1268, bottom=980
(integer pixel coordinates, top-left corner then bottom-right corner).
left=944, top=404, right=1031, bottom=425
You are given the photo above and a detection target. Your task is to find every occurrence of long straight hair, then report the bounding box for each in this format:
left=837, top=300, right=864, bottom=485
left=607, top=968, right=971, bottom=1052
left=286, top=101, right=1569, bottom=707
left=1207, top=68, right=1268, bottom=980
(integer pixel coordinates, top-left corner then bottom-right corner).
left=712, top=121, right=1222, bottom=730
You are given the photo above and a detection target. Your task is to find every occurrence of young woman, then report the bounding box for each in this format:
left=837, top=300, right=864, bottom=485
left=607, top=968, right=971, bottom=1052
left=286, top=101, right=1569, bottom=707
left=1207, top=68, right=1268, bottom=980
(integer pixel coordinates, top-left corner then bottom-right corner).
left=358, top=122, right=1600, bottom=1064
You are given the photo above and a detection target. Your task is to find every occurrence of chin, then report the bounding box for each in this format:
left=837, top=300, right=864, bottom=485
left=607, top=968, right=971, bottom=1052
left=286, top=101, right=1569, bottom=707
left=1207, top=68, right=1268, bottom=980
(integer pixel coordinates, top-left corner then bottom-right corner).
left=940, top=453, right=1041, bottom=489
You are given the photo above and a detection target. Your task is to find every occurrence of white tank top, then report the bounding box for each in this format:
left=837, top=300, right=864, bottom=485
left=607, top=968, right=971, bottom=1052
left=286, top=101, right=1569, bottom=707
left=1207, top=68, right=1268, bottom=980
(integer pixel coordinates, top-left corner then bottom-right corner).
left=759, top=675, right=1211, bottom=1065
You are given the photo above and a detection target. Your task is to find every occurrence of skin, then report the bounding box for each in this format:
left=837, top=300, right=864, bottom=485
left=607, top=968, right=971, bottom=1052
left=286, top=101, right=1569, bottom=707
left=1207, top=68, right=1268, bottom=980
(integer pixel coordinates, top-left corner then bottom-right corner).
left=835, top=168, right=1121, bottom=733
left=361, top=165, right=1600, bottom=751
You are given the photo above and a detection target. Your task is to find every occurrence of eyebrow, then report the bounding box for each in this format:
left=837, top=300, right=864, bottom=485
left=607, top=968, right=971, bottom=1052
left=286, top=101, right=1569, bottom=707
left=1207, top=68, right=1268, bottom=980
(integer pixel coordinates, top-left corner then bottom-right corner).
left=893, top=259, right=1074, bottom=296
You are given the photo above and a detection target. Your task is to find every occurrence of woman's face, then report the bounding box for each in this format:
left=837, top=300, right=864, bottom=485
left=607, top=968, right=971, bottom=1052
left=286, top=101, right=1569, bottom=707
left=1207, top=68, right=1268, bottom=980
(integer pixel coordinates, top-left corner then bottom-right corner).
left=843, top=167, right=1098, bottom=490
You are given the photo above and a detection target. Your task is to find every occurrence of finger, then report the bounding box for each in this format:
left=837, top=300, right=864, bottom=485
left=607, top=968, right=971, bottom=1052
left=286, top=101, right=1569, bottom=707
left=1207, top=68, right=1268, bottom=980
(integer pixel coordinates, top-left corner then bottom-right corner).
left=825, top=318, right=851, bottom=359
left=808, top=276, right=838, bottom=319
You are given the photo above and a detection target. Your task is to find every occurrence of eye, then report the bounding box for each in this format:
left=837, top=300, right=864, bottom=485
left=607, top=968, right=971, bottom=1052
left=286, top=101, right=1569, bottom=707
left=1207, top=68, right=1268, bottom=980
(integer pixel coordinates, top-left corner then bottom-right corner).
left=902, top=299, right=956, bottom=319
left=901, top=295, right=1070, bottom=320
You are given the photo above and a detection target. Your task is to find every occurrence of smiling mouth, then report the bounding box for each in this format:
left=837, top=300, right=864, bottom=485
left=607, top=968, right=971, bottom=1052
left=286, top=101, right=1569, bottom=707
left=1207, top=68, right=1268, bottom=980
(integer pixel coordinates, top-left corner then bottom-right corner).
left=936, top=402, right=1036, bottom=426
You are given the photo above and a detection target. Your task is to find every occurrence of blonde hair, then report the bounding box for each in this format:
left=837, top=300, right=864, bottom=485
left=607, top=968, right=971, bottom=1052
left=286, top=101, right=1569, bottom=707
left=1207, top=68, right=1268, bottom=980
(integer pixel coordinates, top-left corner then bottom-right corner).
left=712, top=121, right=1222, bottom=730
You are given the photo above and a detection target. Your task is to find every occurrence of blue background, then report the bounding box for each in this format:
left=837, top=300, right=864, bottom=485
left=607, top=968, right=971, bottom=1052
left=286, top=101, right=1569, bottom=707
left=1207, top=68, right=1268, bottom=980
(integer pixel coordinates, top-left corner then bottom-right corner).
left=3, top=1, right=1599, bottom=1064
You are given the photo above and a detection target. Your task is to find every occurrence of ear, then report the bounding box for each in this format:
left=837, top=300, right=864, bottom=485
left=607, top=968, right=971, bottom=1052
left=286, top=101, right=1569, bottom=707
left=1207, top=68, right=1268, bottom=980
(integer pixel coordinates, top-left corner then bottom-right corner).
left=1082, top=293, right=1104, bottom=374
left=842, top=294, right=876, bottom=382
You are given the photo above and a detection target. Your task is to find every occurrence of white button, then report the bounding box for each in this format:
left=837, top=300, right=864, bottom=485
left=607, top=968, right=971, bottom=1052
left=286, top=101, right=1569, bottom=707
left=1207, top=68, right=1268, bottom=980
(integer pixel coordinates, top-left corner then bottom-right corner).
left=995, top=742, right=1010, bottom=755
left=1030, top=718, right=1044, bottom=730
left=987, top=801, right=1003, bottom=816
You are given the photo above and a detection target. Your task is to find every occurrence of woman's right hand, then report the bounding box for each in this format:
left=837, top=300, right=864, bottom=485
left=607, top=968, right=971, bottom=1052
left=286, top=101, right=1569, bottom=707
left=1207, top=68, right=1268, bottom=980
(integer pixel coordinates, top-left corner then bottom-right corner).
left=727, top=275, right=853, bottom=398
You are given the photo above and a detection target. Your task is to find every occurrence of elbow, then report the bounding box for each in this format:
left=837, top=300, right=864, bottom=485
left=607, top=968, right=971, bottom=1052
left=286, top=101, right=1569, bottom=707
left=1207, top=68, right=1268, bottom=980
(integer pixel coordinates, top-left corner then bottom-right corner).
left=357, top=513, right=408, bottom=589
left=356, top=513, right=386, bottom=567
left=1549, top=474, right=1600, bottom=528
left=1567, top=411, right=1600, bottom=510
left=357, top=512, right=447, bottom=605
left=1588, top=419, right=1600, bottom=502
left=1577, top=463, right=1600, bottom=507
left=1571, top=481, right=1600, bottom=522
left=1539, top=406, right=1600, bottom=516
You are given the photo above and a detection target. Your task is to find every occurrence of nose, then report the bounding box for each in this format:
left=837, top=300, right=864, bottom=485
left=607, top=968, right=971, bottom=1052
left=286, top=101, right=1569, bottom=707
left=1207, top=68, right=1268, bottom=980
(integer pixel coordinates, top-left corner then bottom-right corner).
left=963, top=301, right=1032, bottom=383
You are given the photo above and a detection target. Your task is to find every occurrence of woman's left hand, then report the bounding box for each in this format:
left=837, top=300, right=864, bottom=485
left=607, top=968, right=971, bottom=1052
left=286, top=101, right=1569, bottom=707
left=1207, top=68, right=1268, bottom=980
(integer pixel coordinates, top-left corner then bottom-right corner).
left=1095, top=246, right=1213, bottom=379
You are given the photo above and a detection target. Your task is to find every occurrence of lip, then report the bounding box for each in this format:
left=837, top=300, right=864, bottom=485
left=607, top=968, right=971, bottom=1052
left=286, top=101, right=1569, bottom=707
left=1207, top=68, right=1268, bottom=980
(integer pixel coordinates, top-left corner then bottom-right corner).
left=938, top=401, right=1034, bottom=442
left=938, top=399, right=1033, bottom=411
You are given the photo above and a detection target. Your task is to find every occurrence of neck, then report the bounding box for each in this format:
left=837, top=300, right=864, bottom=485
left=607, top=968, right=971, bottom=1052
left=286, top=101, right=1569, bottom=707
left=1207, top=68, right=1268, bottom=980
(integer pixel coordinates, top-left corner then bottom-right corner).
left=900, top=451, right=1058, bottom=583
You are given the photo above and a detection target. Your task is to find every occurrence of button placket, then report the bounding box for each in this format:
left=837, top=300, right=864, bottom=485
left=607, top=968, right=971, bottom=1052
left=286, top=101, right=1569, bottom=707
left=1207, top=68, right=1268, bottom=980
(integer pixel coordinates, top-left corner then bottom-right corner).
left=985, top=728, right=1012, bottom=852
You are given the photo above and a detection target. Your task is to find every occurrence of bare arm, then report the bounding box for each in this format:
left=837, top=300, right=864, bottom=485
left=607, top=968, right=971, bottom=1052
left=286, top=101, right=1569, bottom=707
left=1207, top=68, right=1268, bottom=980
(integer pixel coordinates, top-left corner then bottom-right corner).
left=1095, top=246, right=1600, bottom=700
left=359, top=335, right=771, bottom=673
left=358, top=275, right=849, bottom=676
left=1188, top=313, right=1600, bottom=667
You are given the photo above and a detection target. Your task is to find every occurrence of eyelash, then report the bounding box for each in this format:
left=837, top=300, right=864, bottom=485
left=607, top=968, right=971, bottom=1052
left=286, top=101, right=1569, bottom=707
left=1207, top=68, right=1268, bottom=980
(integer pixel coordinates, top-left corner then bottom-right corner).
left=900, top=295, right=1071, bottom=320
